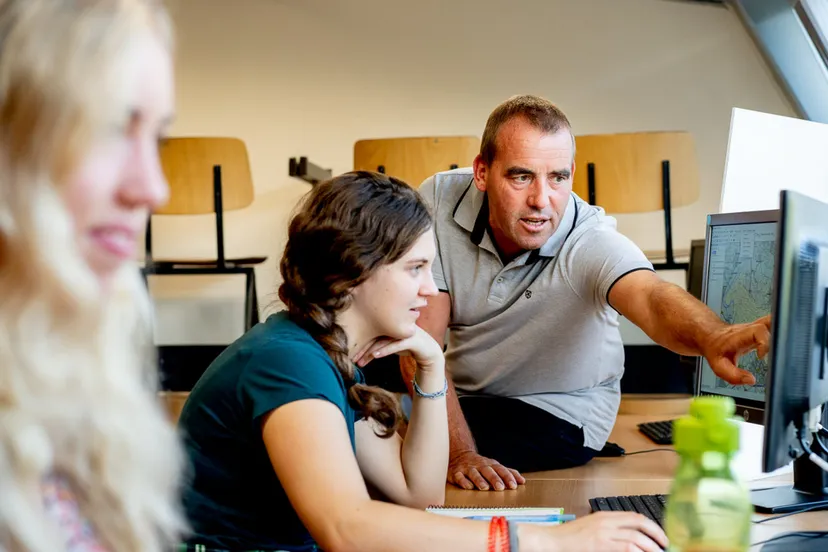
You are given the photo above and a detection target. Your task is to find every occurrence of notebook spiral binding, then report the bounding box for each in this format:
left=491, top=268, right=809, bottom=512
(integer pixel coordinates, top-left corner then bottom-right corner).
left=426, top=505, right=560, bottom=511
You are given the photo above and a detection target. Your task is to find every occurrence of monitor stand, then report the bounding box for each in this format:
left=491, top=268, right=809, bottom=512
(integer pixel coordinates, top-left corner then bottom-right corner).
left=760, top=532, right=828, bottom=551
left=752, top=453, right=828, bottom=514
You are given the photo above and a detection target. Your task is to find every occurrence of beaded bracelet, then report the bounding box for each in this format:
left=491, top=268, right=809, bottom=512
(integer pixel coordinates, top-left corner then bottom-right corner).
left=500, top=517, right=511, bottom=552
left=412, top=372, right=448, bottom=399
left=488, top=517, right=505, bottom=552
left=487, top=517, right=498, bottom=552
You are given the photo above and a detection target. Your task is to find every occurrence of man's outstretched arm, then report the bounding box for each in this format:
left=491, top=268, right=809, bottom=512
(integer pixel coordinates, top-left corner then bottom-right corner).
left=400, top=291, right=525, bottom=491
left=608, top=270, right=771, bottom=384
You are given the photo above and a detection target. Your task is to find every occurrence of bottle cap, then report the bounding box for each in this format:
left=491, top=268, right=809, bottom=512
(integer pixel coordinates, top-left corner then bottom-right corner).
left=673, top=396, right=741, bottom=454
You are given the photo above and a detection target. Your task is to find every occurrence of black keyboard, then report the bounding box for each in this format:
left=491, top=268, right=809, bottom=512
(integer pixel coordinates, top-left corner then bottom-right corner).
left=637, top=419, right=675, bottom=445
left=589, top=494, right=668, bottom=527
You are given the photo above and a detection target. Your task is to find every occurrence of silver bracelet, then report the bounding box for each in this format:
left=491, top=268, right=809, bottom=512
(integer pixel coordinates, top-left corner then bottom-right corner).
left=508, top=520, right=519, bottom=551
left=412, top=373, right=448, bottom=399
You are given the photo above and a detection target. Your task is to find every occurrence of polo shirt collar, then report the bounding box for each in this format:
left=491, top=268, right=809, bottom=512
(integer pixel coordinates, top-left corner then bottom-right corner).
left=452, top=178, right=579, bottom=260
left=451, top=178, right=484, bottom=233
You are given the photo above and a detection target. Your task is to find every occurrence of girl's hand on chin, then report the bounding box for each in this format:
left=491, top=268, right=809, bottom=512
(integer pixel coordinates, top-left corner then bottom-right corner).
left=353, top=327, right=444, bottom=374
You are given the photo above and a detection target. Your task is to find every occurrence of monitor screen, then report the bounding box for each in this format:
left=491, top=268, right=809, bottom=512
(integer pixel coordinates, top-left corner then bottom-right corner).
left=697, top=210, right=779, bottom=423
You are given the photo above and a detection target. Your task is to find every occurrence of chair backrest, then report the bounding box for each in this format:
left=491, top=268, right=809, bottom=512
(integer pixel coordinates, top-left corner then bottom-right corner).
left=353, top=136, right=480, bottom=189
left=572, top=131, right=700, bottom=214
left=157, top=137, right=254, bottom=215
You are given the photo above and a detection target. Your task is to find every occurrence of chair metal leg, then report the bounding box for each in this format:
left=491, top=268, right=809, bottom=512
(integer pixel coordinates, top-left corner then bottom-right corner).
left=140, top=265, right=155, bottom=289
left=250, top=271, right=260, bottom=326
left=244, top=267, right=260, bottom=331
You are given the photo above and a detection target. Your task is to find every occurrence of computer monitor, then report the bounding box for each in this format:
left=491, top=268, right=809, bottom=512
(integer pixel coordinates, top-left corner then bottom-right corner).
left=752, top=190, right=828, bottom=514
left=696, top=209, right=778, bottom=425
left=686, top=239, right=706, bottom=300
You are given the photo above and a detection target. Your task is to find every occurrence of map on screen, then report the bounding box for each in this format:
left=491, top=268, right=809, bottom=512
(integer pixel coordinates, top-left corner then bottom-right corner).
left=699, top=221, right=776, bottom=402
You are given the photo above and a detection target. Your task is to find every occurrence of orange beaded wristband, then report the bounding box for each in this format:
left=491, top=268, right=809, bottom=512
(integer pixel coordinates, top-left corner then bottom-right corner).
left=487, top=517, right=498, bottom=552
left=499, top=516, right=510, bottom=552
left=488, top=516, right=509, bottom=552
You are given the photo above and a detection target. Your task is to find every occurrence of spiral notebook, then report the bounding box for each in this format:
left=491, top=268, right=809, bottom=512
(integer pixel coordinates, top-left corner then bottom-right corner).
left=426, top=505, right=571, bottom=525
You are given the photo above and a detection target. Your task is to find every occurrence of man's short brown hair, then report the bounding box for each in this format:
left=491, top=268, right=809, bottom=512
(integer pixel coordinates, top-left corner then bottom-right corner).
left=479, top=95, right=574, bottom=165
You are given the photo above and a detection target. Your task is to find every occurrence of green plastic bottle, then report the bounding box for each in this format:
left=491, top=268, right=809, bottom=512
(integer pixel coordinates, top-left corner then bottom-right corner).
left=664, top=396, right=753, bottom=552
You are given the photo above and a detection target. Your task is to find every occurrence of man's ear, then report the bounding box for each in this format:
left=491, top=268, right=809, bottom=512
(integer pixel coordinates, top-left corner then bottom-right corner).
left=472, top=154, right=488, bottom=192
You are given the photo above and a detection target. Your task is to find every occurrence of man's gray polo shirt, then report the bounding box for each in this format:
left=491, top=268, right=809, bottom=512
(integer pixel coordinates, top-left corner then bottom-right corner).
left=419, top=168, right=654, bottom=450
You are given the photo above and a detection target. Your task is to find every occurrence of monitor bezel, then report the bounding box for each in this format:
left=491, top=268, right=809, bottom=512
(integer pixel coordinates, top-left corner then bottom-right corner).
left=695, top=208, right=779, bottom=425
left=686, top=238, right=706, bottom=299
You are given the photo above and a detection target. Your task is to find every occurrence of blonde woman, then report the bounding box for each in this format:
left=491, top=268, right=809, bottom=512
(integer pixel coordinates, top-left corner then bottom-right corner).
left=0, top=1, right=185, bottom=550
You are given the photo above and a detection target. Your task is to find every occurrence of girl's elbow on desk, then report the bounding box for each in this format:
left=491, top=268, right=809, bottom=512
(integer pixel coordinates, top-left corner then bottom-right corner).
left=402, top=485, right=446, bottom=510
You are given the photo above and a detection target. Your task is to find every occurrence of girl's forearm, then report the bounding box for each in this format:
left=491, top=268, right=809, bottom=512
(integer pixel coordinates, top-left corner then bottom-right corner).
left=399, top=365, right=450, bottom=507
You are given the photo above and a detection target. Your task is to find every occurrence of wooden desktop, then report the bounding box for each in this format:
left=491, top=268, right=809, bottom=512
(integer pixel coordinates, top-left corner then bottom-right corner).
left=444, top=412, right=828, bottom=550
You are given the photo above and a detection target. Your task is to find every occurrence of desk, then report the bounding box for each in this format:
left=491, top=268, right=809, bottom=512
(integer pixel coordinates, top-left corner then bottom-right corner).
left=444, top=413, right=828, bottom=550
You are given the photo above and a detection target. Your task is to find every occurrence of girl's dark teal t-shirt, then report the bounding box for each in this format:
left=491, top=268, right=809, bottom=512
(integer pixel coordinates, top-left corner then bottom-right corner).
left=179, top=311, right=362, bottom=551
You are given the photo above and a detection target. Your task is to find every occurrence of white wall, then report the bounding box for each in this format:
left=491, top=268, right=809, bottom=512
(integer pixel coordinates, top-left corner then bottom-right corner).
left=150, top=0, right=795, bottom=344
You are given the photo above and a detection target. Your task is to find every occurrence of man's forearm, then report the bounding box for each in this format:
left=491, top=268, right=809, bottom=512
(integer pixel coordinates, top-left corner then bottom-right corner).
left=648, top=281, right=726, bottom=356
left=401, top=356, right=477, bottom=456
left=445, top=377, right=477, bottom=456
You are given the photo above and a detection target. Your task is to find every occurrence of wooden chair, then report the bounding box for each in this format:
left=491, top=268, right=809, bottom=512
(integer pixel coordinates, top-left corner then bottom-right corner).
left=353, top=136, right=480, bottom=188
left=143, top=137, right=264, bottom=331
left=572, top=132, right=701, bottom=271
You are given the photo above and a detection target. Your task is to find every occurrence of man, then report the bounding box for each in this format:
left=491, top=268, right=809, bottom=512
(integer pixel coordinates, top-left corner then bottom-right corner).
left=401, top=95, right=770, bottom=492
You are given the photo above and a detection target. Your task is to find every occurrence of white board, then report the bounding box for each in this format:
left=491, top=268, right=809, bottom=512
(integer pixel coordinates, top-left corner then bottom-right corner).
left=719, top=108, right=828, bottom=213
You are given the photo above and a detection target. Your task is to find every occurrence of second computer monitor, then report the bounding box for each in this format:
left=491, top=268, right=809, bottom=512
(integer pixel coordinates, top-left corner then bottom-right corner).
left=763, top=190, right=828, bottom=472
left=686, top=239, right=706, bottom=300
left=696, top=208, right=779, bottom=424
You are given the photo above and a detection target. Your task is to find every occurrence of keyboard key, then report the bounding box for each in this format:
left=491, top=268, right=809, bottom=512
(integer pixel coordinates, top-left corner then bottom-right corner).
left=607, top=497, right=623, bottom=511
left=643, top=495, right=666, bottom=524
left=630, top=495, right=660, bottom=524
left=619, top=495, right=635, bottom=512
left=594, top=497, right=611, bottom=511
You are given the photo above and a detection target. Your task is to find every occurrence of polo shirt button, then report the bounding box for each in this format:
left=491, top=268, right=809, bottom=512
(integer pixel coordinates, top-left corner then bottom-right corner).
left=496, top=277, right=504, bottom=283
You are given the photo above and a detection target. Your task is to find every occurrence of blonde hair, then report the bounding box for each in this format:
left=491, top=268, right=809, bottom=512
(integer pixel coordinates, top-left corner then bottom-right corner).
left=0, top=1, right=185, bottom=551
